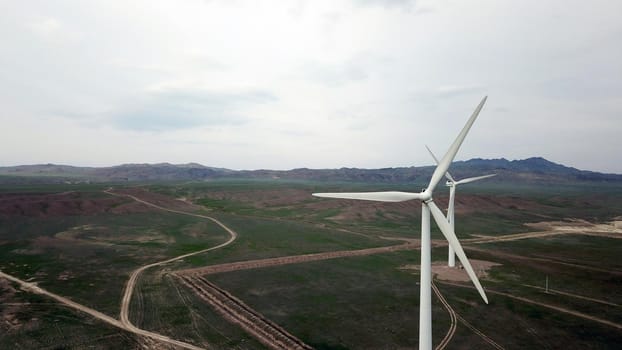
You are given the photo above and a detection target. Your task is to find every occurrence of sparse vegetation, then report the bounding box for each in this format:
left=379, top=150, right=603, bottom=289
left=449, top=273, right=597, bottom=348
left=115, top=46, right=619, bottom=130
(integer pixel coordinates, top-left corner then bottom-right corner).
left=1, top=181, right=621, bottom=349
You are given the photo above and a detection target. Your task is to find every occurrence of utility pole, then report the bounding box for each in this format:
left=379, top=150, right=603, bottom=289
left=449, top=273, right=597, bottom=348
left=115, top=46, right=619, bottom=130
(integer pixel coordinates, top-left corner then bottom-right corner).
left=545, top=275, right=549, bottom=293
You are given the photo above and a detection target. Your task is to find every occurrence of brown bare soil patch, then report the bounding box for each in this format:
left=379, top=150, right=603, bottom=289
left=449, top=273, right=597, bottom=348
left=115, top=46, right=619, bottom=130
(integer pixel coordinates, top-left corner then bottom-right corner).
left=197, top=188, right=312, bottom=208
left=0, top=278, right=24, bottom=332
left=321, top=200, right=418, bottom=222
left=309, top=193, right=549, bottom=224
left=326, top=193, right=548, bottom=220
left=0, top=186, right=213, bottom=220
left=399, top=260, right=501, bottom=282
left=523, top=219, right=622, bottom=239
left=0, top=191, right=151, bottom=218
left=190, top=188, right=555, bottom=227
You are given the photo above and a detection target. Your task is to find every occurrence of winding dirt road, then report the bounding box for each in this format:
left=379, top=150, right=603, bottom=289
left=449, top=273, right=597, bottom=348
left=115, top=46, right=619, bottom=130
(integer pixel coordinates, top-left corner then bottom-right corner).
left=431, top=281, right=457, bottom=350
left=105, top=190, right=240, bottom=348
left=1, top=190, right=240, bottom=350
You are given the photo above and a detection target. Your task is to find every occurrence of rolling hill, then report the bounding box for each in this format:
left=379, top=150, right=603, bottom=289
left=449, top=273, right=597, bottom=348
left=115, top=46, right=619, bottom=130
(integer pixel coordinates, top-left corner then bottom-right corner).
left=0, top=158, right=620, bottom=185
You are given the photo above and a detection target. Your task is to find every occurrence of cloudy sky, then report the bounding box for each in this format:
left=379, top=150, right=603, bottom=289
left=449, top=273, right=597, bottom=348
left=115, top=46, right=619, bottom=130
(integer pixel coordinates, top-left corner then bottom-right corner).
left=1, top=0, right=621, bottom=172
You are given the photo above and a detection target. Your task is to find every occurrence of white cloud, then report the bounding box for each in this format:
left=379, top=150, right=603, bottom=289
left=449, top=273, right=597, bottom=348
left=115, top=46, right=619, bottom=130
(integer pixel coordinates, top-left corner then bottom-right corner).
left=0, top=0, right=621, bottom=172
left=109, top=87, right=277, bottom=131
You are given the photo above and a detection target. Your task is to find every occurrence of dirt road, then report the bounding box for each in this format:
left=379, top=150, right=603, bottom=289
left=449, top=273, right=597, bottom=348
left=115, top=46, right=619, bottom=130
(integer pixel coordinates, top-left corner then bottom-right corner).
left=465, top=219, right=622, bottom=245
left=177, top=241, right=417, bottom=276
left=1, top=190, right=240, bottom=350
left=0, top=270, right=124, bottom=329
left=105, top=190, right=240, bottom=348
left=431, top=282, right=457, bottom=350
left=467, top=230, right=570, bottom=244
left=0, top=270, right=206, bottom=349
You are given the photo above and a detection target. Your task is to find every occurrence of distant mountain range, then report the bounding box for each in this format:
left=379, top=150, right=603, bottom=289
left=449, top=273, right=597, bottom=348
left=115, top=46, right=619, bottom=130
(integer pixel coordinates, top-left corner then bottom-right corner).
left=0, top=157, right=620, bottom=185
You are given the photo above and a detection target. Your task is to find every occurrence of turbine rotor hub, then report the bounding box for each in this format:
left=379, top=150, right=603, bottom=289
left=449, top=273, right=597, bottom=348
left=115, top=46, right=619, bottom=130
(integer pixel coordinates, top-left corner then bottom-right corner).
left=420, top=190, right=433, bottom=202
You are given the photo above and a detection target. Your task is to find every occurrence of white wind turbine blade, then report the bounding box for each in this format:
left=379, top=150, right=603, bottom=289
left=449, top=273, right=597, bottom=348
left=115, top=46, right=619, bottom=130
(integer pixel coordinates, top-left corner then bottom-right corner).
left=427, top=200, right=489, bottom=304
left=425, top=145, right=456, bottom=184
left=454, top=174, right=497, bottom=185
left=312, top=191, right=426, bottom=202
left=425, top=96, right=487, bottom=195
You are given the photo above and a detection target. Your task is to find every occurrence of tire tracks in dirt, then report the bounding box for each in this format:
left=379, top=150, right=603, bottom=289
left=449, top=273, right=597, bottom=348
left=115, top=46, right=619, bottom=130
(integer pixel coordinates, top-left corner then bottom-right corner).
left=173, top=235, right=419, bottom=350
left=431, top=281, right=457, bottom=350
left=177, top=275, right=313, bottom=350
left=466, top=231, right=570, bottom=244
left=522, top=284, right=621, bottom=307
left=453, top=312, right=505, bottom=350
left=170, top=276, right=202, bottom=336
left=432, top=280, right=505, bottom=350
left=436, top=280, right=622, bottom=331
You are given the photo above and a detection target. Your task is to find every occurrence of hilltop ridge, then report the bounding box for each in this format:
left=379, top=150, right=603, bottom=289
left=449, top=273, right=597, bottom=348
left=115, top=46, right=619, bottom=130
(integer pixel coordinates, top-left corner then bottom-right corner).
left=0, top=157, right=620, bottom=185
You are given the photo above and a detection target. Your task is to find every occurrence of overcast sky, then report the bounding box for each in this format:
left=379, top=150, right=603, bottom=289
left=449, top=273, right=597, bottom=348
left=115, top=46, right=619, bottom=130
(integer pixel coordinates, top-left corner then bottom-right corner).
left=1, top=0, right=621, bottom=172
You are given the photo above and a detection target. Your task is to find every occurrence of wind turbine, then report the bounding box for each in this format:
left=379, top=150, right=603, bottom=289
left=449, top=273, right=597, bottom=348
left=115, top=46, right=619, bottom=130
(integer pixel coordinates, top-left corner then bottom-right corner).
left=313, top=97, right=489, bottom=350
left=426, top=145, right=496, bottom=267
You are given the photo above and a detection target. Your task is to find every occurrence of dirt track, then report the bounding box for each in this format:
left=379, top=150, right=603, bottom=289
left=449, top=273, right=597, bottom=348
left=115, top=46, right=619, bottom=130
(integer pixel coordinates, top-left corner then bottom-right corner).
left=0, top=190, right=241, bottom=350
left=0, top=269, right=208, bottom=349
left=522, top=284, right=621, bottom=308
left=466, top=219, right=622, bottom=245
left=436, top=280, right=622, bottom=331
left=177, top=242, right=418, bottom=276
left=178, top=275, right=313, bottom=350
left=453, top=312, right=505, bottom=350
left=0, top=270, right=124, bottom=329
left=432, top=280, right=505, bottom=350
left=105, top=190, right=240, bottom=349
left=432, top=282, right=457, bottom=350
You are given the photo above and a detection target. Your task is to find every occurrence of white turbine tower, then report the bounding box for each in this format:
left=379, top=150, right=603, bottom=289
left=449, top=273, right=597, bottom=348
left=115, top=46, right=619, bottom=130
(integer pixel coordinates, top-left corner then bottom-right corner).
left=426, top=145, right=496, bottom=267
left=313, top=97, right=489, bottom=350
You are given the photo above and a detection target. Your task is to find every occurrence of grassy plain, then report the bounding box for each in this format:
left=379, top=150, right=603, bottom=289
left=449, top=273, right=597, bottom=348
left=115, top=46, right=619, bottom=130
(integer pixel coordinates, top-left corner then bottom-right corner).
left=1, top=179, right=621, bottom=349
